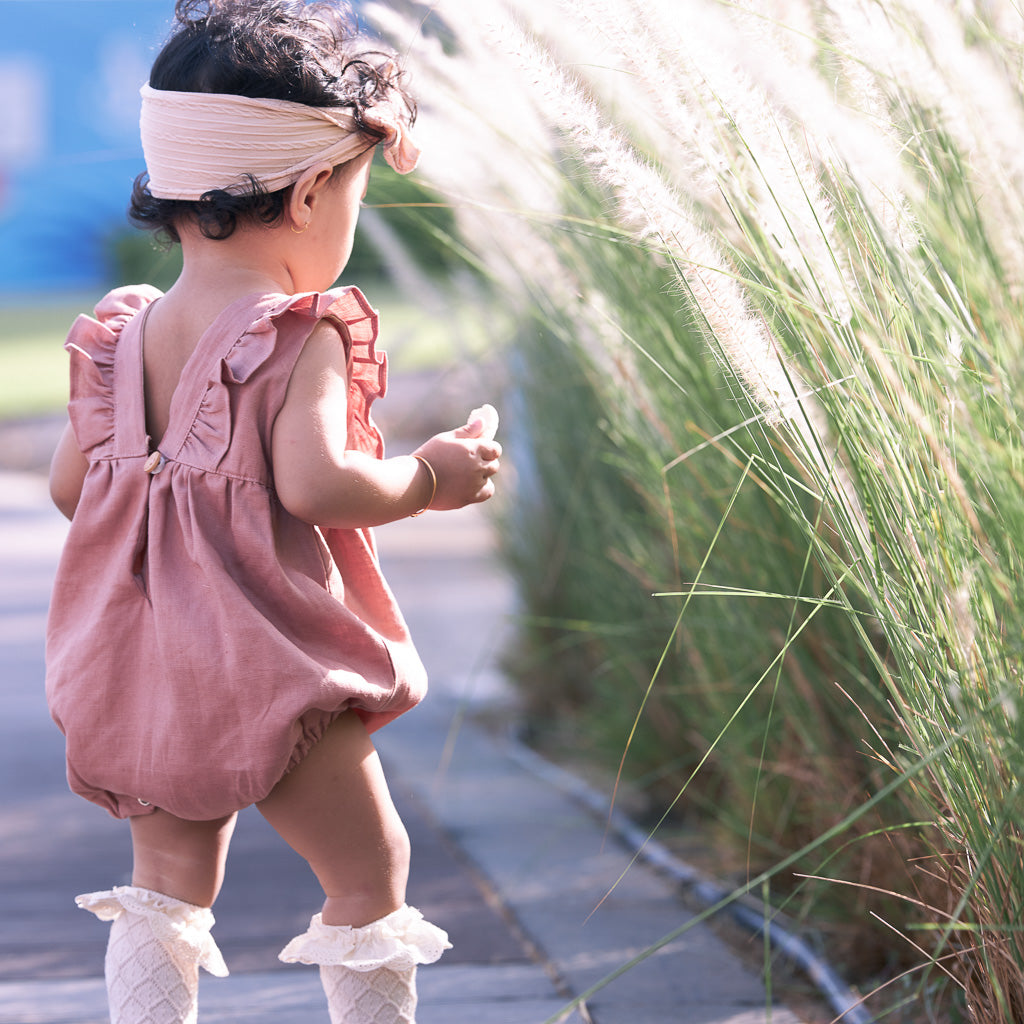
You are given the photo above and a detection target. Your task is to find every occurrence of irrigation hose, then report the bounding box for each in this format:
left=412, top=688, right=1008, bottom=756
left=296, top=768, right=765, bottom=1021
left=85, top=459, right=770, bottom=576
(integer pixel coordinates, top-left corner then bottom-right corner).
left=506, top=735, right=874, bottom=1024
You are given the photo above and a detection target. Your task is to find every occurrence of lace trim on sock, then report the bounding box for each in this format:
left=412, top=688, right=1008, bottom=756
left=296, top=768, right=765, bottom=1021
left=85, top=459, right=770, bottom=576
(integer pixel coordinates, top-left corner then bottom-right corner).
left=76, top=885, right=229, bottom=977
left=279, top=904, right=451, bottom=971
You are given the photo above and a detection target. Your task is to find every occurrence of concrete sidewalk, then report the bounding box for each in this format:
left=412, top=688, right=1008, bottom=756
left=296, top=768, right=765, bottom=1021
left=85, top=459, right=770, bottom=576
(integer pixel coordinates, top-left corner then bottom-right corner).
left=0, top=467, right=807, bottom=1024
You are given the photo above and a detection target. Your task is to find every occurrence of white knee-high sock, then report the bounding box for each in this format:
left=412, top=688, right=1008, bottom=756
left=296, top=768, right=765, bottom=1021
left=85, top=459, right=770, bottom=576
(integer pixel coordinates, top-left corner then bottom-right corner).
left=77, top=886, right=229, bottom=1024
left=279, top=904, right=450, bottom=1024
left=319, top=964, right=417, bottom=1024
left=103, top=909, right=200, bottom=1024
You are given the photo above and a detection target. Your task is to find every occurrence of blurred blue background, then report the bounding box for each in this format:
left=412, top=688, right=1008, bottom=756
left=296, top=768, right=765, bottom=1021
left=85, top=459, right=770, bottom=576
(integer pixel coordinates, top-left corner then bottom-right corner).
left=0, top=0, right=172, bottom=296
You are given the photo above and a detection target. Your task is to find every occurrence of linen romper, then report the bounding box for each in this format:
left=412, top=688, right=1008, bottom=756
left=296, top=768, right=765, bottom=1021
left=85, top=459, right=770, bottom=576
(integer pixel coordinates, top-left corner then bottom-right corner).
left=45, top=285, right=428, bottom=821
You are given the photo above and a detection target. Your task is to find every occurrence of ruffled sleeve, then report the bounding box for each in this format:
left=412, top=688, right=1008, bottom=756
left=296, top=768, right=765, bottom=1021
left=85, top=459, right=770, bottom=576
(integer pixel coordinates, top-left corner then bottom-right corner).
left=65, top=286, right=161, bottom=456
left=258, top=286, right=388, bottom=459
left=324, top=286, right=388, bottom=460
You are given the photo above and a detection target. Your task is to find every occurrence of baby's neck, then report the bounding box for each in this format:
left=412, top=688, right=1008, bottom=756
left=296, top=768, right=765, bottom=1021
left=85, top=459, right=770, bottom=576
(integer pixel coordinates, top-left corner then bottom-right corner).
left=171, top=224, right=298, bottom=303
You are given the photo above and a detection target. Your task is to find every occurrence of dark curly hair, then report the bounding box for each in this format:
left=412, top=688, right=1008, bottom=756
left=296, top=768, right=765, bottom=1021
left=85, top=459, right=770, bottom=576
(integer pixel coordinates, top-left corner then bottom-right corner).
left=130, top=0, right=415, bottom=242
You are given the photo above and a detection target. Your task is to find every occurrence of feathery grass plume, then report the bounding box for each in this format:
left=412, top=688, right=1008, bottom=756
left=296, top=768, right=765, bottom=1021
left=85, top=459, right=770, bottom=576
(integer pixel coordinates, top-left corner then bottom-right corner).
left=491, top=12, right=810, bottom=426
left=364, top=0, right=582, bottom=309
left=364, top=1, right=552, bottom=201
left=729, top=0, right=921, bottom=255
left=972, top=0, right=1024, bottom=47
left=549, top=0, right=728, bottom=209
left=570, top=0, right=857, bottom=326
left=497, top=3, right=882, bottom=574
left=898, top=0, right=1024, bottom=190
left=829, top=0, right=1024, bottom=288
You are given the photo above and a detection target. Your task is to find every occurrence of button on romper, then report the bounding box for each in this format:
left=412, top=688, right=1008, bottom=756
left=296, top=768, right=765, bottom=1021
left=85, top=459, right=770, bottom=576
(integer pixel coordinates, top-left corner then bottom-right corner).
left=45, top=285, right=428, bottom=821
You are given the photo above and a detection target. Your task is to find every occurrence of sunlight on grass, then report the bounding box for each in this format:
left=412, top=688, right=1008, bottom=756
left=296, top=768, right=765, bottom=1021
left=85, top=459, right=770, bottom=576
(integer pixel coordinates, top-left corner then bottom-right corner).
left=364, top=0, right=1024, bottom=1019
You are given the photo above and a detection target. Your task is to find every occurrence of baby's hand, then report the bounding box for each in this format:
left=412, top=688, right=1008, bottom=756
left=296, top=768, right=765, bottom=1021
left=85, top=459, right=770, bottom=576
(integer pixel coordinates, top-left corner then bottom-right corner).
left=414, top=405, right=501, bottom=510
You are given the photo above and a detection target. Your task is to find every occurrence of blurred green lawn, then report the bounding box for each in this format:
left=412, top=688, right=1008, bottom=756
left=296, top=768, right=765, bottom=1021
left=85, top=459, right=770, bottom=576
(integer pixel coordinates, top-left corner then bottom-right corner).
left=0, top=286, right=478, bottom=422
left=0, top=301, right=90, bottom=419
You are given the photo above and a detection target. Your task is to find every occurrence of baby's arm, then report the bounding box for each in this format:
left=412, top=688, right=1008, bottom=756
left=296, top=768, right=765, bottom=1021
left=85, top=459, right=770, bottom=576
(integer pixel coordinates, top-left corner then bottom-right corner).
left=272, top=321, right=500, bottom=529
left=49, top=422, right=89, bottom=520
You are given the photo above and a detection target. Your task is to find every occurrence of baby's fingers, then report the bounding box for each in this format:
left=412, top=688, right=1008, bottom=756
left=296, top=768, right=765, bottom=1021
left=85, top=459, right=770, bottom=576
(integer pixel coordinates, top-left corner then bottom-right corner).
left=471, top=475, right=498, bottom=505
left=454, top=404, right=499, bottom=441
left=471, top=404, right=499, bottom=440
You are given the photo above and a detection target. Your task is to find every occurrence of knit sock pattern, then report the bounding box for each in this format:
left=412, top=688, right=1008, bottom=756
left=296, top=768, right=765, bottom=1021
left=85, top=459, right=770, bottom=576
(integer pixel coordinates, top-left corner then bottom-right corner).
left=320, top=964, right=417, bottom=1024
left=104, top=910, right=200, bottom=1024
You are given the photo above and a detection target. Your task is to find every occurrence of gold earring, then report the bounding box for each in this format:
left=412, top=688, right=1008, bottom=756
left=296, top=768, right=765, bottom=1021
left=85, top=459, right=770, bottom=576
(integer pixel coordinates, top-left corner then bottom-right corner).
left=291, top=219, right=310, bottom=235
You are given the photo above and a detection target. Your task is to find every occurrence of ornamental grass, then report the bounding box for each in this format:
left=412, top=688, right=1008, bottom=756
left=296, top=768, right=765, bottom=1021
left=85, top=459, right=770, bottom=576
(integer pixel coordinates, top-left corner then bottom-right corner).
left=367, top=1, right=1024, bottom=1018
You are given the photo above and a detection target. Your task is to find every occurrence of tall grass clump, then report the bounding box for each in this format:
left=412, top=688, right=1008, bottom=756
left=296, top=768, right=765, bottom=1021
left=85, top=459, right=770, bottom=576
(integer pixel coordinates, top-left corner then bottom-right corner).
left=367, top=0, right=1024, bottom=1018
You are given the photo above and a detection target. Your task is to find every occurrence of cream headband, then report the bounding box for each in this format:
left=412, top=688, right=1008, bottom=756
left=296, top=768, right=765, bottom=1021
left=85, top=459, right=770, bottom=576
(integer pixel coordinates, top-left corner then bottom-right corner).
left=140, top=82, right=420, bottom=200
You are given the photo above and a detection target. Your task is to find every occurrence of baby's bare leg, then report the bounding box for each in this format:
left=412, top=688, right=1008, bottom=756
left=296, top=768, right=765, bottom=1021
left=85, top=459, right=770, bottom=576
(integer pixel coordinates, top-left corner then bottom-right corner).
left=256, top=710, right=410, bottom=926
left=262, top=712, right=450, bottom=1024
left=129, top=810, right=237, bottom=908
left=261, top=712, right=449, bottom=1024
left=77, top=813, right=236, bottom=1023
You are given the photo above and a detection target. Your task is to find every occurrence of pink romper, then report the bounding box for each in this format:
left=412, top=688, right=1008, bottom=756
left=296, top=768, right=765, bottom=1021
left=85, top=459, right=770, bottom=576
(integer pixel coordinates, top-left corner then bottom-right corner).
left=45, top=285, right=427, bottom=821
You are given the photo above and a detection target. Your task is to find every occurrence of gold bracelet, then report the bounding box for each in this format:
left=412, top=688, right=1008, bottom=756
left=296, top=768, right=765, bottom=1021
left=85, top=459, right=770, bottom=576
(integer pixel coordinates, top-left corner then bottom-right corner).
left=410, top=455, right=437, bottom=517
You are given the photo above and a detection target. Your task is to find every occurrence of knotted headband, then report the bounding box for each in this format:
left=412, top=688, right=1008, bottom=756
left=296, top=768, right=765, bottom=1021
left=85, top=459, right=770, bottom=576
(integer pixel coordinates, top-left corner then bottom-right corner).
left=140, top=82, right=420, bottom=200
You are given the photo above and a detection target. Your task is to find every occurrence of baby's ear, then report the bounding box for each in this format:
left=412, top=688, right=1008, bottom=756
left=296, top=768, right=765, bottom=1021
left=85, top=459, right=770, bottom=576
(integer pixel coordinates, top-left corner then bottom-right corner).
left=287, top=162, right=335, bottom=228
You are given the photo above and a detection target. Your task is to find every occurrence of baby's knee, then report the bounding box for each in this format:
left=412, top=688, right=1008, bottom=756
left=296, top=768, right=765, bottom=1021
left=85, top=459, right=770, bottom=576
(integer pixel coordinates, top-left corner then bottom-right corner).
left=321, top=837, right=409, bottom=927
left=314, top=813, right=411, bottom=926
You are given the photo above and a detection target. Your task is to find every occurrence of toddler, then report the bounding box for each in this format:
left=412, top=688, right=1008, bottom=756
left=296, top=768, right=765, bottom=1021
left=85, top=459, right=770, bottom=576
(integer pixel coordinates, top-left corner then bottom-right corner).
left=45, top=2, right=501, bottom=1022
